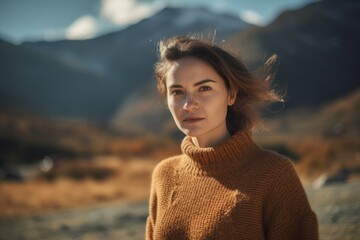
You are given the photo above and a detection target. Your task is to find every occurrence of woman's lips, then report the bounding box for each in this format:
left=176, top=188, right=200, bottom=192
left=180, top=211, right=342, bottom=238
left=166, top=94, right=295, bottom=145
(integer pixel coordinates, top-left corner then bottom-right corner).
left=183, top=117, right=205, bottom=123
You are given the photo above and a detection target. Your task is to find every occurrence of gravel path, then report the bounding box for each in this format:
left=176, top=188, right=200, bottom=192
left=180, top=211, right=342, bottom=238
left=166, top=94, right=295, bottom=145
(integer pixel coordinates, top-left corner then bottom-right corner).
left=1, top=181, right=359, bottom=240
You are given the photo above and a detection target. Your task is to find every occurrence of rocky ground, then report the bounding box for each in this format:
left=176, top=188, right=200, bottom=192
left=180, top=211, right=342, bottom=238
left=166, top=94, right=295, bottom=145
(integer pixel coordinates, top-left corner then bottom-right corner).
left=0, top=201, right=148, bottom=240
left=306, top=181, right=360, bottom=240
left=0, top=181, right=359, bottom=240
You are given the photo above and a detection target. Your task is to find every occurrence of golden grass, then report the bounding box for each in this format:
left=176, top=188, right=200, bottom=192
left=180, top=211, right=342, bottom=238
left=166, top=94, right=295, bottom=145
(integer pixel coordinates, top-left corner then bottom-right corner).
left=0, top=156, right=159, bottom=217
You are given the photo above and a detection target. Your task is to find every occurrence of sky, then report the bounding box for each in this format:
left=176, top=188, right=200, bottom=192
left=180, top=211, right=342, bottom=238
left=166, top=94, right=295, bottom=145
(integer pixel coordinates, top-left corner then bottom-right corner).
left=0, top=0, right=316, bottom=44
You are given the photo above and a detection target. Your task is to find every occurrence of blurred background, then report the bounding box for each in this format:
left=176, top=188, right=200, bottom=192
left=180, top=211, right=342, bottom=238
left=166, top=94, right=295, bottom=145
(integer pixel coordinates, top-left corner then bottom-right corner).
left=0, top=0, right=359, bottom=239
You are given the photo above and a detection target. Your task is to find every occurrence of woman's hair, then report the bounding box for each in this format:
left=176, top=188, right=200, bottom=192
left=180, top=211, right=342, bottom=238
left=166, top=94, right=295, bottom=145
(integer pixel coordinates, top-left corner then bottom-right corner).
left=155, top=35, right=283, bottom=134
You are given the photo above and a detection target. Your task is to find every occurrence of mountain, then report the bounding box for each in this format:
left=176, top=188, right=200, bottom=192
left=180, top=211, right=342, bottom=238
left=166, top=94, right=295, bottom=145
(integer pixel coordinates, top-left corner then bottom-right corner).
left=0, top=7, right=251, bottom=122
left=109, top=0, right=360, bottom=134
left=0, top=39, right=118, bottom=121
left=229, top=0, right=360, bottom=108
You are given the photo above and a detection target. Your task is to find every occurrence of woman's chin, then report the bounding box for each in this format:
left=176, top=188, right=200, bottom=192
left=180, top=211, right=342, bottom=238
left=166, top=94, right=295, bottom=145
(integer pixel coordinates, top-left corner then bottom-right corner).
left=180, top=128, right=203, bottom=138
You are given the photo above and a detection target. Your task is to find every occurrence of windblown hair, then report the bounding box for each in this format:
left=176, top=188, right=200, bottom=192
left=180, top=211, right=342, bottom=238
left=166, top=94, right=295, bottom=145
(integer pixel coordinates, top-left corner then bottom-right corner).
left=155, top=35, right=283, bottom=134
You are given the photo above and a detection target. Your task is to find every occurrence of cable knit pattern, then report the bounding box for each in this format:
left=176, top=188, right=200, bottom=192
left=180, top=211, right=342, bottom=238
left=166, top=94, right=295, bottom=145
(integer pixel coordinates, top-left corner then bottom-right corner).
left=146, top=131, right=319, bottom=240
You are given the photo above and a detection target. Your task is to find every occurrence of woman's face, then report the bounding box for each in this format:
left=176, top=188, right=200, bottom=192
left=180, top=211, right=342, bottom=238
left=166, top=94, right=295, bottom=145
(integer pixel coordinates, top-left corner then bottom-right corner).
left=166, top=57, right=235, bottom=147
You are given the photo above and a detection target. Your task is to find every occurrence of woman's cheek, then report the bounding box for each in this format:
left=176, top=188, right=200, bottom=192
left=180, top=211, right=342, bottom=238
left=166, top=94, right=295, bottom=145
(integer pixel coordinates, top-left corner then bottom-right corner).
left=168, top=101, right=181, bottom=123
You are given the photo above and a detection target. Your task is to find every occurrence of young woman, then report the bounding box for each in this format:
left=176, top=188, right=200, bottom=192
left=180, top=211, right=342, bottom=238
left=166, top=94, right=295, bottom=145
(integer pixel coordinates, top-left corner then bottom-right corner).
left=146, top=36, right=318, bottom=240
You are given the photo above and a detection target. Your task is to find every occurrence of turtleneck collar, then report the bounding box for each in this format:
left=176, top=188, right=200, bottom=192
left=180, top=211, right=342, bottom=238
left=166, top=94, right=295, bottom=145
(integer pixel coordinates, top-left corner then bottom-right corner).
left=180, top=131, right=260, bottom=176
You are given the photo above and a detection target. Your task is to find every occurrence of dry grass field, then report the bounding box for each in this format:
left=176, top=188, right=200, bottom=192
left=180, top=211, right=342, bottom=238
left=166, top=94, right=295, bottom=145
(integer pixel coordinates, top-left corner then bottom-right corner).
left=0, top=156, right=159, bottom=217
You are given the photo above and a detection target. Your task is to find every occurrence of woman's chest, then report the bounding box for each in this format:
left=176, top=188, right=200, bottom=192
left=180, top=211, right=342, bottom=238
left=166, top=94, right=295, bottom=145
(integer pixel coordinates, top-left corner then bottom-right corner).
left=154, top=173, right=264, bottom=240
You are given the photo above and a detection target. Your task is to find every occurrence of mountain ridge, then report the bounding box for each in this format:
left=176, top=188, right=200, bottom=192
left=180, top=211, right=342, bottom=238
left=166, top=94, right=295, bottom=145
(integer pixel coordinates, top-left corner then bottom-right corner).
left=0, top=6, right=252, bottom=122
left=229, top=0, right=360, bottom=108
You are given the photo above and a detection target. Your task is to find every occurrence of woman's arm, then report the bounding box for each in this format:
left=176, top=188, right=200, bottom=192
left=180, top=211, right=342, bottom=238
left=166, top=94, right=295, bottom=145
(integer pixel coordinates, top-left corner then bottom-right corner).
left=146, top=169, right=158, bottom=240
left=146, top=215, right=154, bottom=240
left=264, top=159, right=319, bottom=240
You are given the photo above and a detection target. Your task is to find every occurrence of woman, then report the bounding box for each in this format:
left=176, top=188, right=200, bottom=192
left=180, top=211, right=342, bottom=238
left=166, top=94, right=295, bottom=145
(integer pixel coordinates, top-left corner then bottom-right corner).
left=146, top=36, right=318, bottom=240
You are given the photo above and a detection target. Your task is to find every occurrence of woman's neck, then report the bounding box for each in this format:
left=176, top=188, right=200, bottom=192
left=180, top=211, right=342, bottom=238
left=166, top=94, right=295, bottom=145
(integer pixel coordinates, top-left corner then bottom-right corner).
left=191, top=129, right=231, bottom=148
left=181, top=131, right=257, bottom=176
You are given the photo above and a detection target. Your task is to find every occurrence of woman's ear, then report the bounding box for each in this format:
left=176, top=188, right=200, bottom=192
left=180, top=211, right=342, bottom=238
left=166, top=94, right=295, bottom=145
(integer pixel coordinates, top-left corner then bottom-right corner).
left=228, top=89, right=237, bottom=106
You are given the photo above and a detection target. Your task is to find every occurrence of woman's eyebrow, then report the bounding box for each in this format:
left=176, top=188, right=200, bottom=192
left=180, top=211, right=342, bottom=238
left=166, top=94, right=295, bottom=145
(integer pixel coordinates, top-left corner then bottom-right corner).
left=193, top=79, right=216, bottom=86
left=168, top=84, right=183, bottom=89
left=168, top=79, right=216, bottom=89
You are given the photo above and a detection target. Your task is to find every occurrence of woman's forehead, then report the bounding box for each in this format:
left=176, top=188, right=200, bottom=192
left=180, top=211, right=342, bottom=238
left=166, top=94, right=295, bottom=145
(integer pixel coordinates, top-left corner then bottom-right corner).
left=166, top=57, right=220, bottom=86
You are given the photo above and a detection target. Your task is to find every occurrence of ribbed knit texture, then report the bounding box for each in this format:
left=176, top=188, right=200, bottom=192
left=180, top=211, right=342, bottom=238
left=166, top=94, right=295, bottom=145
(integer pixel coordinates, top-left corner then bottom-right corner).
left=146, top=131, right=319, bottom=240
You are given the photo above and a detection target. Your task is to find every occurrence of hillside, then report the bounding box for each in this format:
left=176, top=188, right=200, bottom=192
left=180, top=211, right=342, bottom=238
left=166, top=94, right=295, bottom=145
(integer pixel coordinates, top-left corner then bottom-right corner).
left=0, top=40, right=118, bottom=121
left=229, top=0, right=360, bottom=108
left=255, top=88, right=360, bottom=179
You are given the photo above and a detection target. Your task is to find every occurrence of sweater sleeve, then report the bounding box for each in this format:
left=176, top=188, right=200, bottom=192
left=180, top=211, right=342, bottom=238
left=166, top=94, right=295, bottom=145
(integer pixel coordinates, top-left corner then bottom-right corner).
left=145, top=216, right=154, bottom=240
left=145, top=168, right=158, bottom=240
left=264, top=159, right=319, bottom=240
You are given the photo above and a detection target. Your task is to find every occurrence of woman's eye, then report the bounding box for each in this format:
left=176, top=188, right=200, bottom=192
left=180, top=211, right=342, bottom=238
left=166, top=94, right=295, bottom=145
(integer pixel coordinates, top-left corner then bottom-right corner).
left=199, top=86, right=212, bottom=92
left=171, top=89, right=183, bottom=96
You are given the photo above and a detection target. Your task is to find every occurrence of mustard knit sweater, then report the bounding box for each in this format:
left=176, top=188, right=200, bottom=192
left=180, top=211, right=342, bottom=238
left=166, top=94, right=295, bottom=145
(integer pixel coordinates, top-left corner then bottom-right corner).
left=146, top=131, right=318, bottom=240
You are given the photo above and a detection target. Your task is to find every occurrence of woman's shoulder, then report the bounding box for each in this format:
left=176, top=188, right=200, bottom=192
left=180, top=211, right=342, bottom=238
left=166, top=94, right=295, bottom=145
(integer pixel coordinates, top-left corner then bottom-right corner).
left=251, top=148, right=308, bottom=203
left=257, top=147, right=295, bottom=169
left=251, top=147, right=299, bottom=180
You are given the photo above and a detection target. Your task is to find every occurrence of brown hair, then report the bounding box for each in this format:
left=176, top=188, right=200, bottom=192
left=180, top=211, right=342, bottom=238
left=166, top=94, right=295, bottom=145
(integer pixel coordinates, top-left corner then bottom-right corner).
left=155, top=35, right=283, bottom=134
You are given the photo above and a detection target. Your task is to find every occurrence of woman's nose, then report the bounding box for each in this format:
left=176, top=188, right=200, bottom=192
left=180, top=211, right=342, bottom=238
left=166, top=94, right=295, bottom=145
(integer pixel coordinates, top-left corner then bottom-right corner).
left=183, top=95, right=199, bottom=111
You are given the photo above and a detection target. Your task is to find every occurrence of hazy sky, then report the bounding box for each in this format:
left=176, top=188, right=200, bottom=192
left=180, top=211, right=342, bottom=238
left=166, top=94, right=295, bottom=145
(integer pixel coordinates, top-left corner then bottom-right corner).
left=0, top=0, right=316, bottom=44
